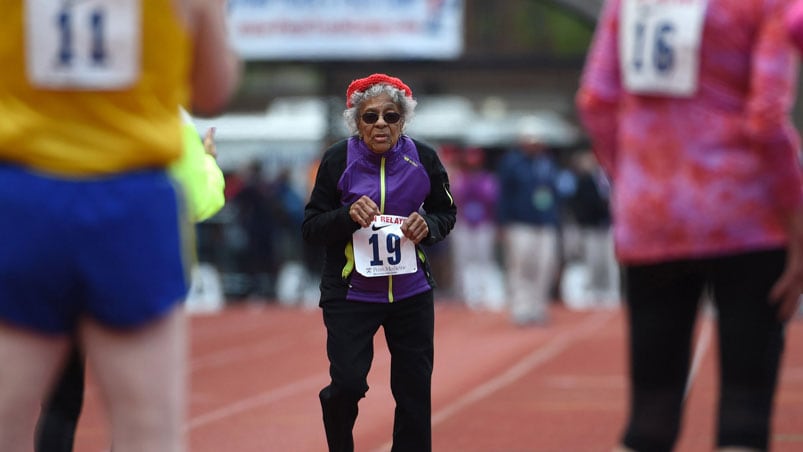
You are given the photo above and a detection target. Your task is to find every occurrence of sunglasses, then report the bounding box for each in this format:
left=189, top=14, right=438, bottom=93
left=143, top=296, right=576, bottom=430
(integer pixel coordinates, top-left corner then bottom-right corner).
left=361, top=111, right=402, bottom=124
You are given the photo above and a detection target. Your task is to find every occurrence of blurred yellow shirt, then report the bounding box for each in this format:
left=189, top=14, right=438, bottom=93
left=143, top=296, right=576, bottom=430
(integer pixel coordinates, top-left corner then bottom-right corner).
left=0, top=0, right=191, bottom=176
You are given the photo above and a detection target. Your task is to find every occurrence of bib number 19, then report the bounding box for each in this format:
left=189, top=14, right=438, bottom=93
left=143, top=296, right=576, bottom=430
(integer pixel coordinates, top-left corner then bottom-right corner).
left=369, top=232, right=403, bottom=266
left=353, top=215, right=417, bottom=277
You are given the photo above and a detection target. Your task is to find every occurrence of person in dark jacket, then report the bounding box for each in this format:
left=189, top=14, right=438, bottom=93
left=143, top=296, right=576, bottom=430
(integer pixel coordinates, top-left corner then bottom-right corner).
left=496, top=117, right=576, bottom=326
left=568, top=149, right=619, bottom=308
left=302, top=73, right=456, bottom=452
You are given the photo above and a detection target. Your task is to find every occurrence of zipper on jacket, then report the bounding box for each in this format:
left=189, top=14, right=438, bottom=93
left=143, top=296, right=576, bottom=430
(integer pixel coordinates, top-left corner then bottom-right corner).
left=380, top=157, right=395, bottom=303
left=379, top=156, right=387, bottom=213
left=342, top=242, right=355, bottom=279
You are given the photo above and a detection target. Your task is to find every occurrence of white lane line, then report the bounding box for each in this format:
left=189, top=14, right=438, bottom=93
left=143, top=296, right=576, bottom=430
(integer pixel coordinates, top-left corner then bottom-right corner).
left=372, top=310, right=616, bottom=452
left=684, top=316, right=713, bottom=401
left=432, top=311, right=613, bottom=425
left=189, top=337, right=306, bottom=373
left=185, top=372, right=328, bottom=431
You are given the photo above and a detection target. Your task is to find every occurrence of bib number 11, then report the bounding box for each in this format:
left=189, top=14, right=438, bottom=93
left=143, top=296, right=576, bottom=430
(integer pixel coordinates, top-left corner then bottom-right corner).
left=26, top=0, right=141, bottom=89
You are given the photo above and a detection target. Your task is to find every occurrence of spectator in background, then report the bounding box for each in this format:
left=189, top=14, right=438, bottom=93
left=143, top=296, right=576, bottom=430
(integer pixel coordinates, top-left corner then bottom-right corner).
left=496, top=117, right=576, bottom=326
left=449, top=146, right=504, bottom=310
left=231, top=159, right=281, bottom=298
left=272, top=167, right=312, bottom=305
left=568, top=149, right=619, bottom=308
left=577, top=0, right=803, bottom=450
left=425, top=143, right=462, bottom=299
left=273, top=167, right=306, bottom=261
left=300, top=151, right=327, bottom=304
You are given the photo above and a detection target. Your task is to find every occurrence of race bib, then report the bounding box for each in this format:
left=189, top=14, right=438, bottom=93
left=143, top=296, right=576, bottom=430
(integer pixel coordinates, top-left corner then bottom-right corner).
left=619, top=0, right=708, bottom=97
left=26, top=0, right=141, bottom=89
left=353, top=215, right=418, bottom=277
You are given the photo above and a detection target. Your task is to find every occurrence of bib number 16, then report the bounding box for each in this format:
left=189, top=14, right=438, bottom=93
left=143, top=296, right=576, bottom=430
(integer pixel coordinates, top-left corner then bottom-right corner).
left=619, top=0, right=708, bottom=97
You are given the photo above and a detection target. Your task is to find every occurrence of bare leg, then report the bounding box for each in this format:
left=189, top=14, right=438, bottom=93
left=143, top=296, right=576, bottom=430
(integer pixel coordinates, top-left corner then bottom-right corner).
left=81, top=305, right=187, bottom=452
left=0, top=323, right=70, bottom=452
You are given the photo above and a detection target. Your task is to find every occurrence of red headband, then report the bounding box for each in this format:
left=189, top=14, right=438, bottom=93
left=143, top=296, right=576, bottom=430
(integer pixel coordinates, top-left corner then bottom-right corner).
left=345, top=73, right=413, bottom=108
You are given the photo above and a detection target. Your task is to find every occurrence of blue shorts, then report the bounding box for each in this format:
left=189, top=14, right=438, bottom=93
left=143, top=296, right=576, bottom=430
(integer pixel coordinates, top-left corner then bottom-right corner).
left=0, top=165, right=193, bottom=334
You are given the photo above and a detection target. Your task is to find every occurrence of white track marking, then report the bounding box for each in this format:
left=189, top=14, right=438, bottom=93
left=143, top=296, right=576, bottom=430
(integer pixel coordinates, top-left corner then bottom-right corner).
left=185, top=372, right=327, bottom=431
left=372, top=311, right=615, bottom=452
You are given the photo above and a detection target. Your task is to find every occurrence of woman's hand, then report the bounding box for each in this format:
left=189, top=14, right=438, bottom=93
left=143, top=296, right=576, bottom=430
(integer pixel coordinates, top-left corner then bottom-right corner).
left=203, top=127, right=217, bottom=158
left=401, top=212, right=429, bottom=245
left=349, top=196, right=380, bottom=228
left=770, top=207, right=803, bottom=321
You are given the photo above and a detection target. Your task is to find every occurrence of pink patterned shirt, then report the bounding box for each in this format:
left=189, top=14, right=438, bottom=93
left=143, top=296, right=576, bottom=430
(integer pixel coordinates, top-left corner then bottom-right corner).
left=576, top=0, right=803, bottom=264
left=787, top=0, right=803, bottom=49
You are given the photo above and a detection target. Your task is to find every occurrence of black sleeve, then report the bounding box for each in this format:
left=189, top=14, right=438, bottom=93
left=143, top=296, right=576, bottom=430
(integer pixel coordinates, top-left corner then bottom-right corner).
left=413, top=139, right=457, bottom=246
left=301, top=141, right=361, bottom=245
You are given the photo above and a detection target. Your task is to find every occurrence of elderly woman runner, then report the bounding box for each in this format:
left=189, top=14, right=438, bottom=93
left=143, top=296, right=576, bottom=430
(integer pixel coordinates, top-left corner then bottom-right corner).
left=302, top=73, right=456, bottom=452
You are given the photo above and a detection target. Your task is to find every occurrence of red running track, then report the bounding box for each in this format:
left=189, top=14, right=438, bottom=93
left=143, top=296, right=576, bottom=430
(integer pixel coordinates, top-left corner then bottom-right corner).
left=73, top=301, right=803, bottom=451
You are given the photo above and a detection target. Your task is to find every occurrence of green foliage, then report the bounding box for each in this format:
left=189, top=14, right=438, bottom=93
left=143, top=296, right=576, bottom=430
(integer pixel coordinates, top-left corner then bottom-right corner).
left=514, top=0, right=593, bottom=56
left=467, top=0, right=593, bottom=57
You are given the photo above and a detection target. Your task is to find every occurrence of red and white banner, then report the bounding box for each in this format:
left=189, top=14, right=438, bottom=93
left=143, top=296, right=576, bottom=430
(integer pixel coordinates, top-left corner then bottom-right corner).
left=227, top=0, right=464, bottom=60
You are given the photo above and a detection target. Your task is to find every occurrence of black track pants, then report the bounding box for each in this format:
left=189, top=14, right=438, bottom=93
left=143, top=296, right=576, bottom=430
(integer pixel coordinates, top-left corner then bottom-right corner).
left=320, top=291, right=434, bottom=452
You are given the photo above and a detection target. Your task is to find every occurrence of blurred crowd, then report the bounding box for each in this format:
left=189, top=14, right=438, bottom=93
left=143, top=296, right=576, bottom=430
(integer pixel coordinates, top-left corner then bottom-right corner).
left=197, top=160, right=309, bottom=302
left=197, top=124, right=620, bottom=319
left=433, top=124, right=620, bottom=324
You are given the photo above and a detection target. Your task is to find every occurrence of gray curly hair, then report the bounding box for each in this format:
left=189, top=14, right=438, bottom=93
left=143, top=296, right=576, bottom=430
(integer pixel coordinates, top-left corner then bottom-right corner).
left=343, top=84, right=417, bottom=135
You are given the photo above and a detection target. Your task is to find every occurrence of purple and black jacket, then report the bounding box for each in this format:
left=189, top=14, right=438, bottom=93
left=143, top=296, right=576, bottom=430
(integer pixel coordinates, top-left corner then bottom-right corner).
left=302, top=136, right=456, bottom=304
